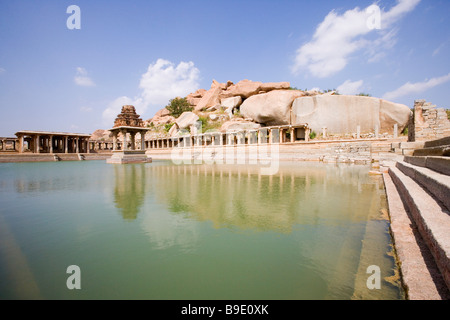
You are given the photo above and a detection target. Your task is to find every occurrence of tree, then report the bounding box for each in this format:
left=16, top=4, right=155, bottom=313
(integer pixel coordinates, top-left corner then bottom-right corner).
left=166, top=97, right=193, bottom=118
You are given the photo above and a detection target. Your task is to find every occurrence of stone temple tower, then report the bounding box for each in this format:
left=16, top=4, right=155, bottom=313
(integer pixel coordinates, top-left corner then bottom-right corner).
left=107, top=105, right=151, bottom=164
left=113, top=105, right=144, bottom=128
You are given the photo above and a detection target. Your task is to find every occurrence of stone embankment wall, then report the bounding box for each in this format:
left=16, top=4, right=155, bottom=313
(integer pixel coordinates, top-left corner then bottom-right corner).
left=148, top=139, right=394, bottom=165
left=409, top=100, right=450, bottom=141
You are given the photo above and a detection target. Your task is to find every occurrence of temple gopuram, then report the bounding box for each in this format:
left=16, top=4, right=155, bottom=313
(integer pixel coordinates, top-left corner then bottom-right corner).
left=113, top=105, right=144, bottom=128
left=107, top=105, right=152, bottom=164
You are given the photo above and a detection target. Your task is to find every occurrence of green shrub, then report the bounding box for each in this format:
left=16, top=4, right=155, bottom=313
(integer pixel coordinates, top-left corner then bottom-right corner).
left=309, top=131, right=317, bottom=140
left=164, top=123, right=174, bottom=133
left=166, top=97, right=192, bottom=118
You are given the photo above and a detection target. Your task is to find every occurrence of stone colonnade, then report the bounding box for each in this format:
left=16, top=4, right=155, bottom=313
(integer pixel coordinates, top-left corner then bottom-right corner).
left=15, top=131, right=92, bottom=154
left=147, top=125, right=311, bottom=149
left=110, top=127, right=148, bottom=151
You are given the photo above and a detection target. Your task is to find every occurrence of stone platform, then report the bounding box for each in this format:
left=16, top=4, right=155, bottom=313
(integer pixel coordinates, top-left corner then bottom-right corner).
left=106, top=151, right=152, bottom=164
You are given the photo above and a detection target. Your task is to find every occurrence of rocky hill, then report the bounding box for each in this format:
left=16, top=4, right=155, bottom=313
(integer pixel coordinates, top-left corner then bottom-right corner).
left=92, top=79, right=412, bottom=141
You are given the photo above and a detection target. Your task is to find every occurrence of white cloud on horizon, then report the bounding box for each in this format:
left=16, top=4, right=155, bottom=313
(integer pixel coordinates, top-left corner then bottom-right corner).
left=74, top=67, right=96, bottom=87
left=337, top=79, right=364, bottom=95
left=382, top=73, right=450, bottom=101
left=291, top=0, right=421, bottom=78
left=102, top=59, right=200, bottom=126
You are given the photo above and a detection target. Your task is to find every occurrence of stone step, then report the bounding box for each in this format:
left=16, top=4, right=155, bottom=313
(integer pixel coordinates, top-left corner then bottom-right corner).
left=404, top=156, right=450, bottom=176
left=424, top=136, right=450, bottom=148
left=382, top=171, right=449, bottom=299
left=388, top=166, right=450, bottom=291
left=396, top=161, right=450, bottom=212
left=413, top=144, right=450, bottom=157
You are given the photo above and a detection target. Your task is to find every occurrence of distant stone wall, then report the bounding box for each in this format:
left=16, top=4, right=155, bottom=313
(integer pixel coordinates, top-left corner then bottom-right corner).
left=410, top=100, right=450, bottom=141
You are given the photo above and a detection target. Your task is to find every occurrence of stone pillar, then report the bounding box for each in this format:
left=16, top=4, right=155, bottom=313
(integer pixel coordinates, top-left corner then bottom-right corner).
left=113, top=133, right=118, bottom=151
left=49, top=135, right=54, bottom=153
left=19, top=135, right=24, bottom=153
left=393, top=124, right=398, bottom=138
left=141, top=131, right=146, bottom=150
left=65, top=136, right=68, bottom=153
left=305, top=128, right=310, bottom=142
left=356, top=125, right=361, bottom=139
left=122, top=130, right=128, bottom=151
left=76, top=138, right=80, bottom=153
left=130, top=132, right=136, bottom=150
left=322, top=127, right=327, bottom=139
left=290, top=127, right=295, bottom=143
left=87, top=139, right=90, bottom=153
left=35, top=135, right=40, bottom=153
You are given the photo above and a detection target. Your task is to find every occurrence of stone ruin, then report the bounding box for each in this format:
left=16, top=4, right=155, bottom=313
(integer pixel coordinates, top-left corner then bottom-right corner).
left=409, top=100, right=450, bottom=141
left=113, top=105, right=144, bottom=128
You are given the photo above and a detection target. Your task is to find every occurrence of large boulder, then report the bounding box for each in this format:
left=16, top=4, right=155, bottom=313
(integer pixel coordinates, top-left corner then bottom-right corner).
left=91, top=129, right=112, bottom=141
left=240, top=90, right=305, bottom=126
left=175, top=112, right=199, bottom=129
left=221, top=96, right=242, bottom=117
left=291, top=95, right=411, bottom=134
left=220, top=80, right=290, bottom=99
left=194, top=81, right=223, bottom=111
left=221, top=96, right=242, bottom=109
left=187, top=88, right=207, bottom=107
left=147, top=107, right=176, bottom=125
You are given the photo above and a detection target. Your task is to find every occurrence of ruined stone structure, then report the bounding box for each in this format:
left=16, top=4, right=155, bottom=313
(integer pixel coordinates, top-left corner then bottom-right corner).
left=409, top=100, right=450, bottom=141
left=113, top=105, right=144, bottom=128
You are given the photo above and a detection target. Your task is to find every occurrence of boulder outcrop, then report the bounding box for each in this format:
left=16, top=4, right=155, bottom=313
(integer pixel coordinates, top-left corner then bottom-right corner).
left=147, top=107, right=176, bottom=125
left=240, top=90, right=305, bottom=126
left=220, top=79, right=290, bottom=99
left=175, top=112, right=199, bottom=130
left=291, top=95, right=411, bottom=135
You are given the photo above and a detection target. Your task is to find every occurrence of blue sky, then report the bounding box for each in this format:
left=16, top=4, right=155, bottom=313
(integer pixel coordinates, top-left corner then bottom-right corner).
left=0, top=0, right=449, bottom=136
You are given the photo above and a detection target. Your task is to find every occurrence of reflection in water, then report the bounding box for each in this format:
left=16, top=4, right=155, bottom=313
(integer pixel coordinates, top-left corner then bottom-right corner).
left=113, top=164, right=146, bottom=220
left=140, top=161, right=402, bottom=299
left=0, top=160, right=403, bottom=299
left=146, top=162, right=386, bottom=233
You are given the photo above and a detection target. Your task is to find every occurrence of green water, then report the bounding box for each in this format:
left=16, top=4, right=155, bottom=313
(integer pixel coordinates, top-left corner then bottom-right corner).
left=0, top=160, right=404, bottom=300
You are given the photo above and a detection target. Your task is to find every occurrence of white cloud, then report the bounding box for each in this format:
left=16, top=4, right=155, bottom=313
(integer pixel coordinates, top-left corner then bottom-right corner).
left=102, top=96, right=136, bottom=127
left=383, top=73, right=450, bottom=101
left=432, top=40, right=448, bottom=57
left=80, top=106, right=93, bottom=112
left=139, top=59, right=200, bottom=106
left=0, top=67, right=5, bottom=74
left=292, top=0, right=421, bottom=78
left=74, top=67, right=95, bottom=87
left=102, top=59, right=200, bottom=126
left=337, top=79, right=364, bottom=95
